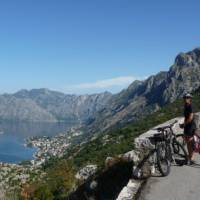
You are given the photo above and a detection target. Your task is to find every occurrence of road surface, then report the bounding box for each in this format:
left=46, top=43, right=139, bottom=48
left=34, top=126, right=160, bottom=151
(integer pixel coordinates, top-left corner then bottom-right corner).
left=139, top=155, right=200, bottom=200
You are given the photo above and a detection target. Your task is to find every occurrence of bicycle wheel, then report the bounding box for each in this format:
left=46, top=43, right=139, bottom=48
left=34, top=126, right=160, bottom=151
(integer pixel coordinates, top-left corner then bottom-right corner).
left=156, top=142, right=171, bottom=176
left=172, top=140, right=188, bottom=165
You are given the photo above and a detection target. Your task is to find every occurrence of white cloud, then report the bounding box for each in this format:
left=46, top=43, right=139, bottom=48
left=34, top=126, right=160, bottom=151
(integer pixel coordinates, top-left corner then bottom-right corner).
left=71, top=76, right=137, bottom=89
left=64, top=76, right=146, bottom=94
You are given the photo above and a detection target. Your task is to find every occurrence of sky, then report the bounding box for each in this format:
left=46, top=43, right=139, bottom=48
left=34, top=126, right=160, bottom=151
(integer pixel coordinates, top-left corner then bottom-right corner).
left=0, top=0, right=200, bottom=94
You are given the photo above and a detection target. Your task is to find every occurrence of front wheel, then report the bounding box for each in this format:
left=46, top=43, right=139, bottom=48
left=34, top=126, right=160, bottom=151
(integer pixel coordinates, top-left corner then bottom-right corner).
left=156, top=142, right=171, bottom=176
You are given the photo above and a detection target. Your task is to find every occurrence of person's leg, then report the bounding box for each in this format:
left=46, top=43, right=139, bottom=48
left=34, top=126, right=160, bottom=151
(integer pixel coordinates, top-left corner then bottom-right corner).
left=185, top=136, right=195, bottom=161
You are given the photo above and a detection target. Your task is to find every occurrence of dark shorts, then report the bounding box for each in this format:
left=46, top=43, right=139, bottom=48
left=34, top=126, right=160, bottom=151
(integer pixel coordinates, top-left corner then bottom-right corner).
left=184, top=124, right=195, bottom=136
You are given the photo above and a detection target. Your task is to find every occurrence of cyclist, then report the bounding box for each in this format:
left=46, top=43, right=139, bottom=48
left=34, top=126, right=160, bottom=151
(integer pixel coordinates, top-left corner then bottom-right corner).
left=180, top=93, right=196, bottom=165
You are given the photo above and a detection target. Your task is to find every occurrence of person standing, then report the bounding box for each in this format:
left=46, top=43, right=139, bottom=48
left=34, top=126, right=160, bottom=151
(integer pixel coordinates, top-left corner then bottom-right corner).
left=180, top=93, right=196, bottom=165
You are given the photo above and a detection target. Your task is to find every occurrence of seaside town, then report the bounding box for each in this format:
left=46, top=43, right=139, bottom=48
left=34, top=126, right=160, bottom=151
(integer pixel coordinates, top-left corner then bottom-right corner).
left=26, top=127, right=83, bottom=166
left=0, top=128, right=83, bottom=196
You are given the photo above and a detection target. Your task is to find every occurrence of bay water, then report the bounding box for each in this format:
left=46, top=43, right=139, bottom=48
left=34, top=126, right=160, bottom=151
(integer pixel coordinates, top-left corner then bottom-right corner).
left=0, top=121, right=75, bottom=164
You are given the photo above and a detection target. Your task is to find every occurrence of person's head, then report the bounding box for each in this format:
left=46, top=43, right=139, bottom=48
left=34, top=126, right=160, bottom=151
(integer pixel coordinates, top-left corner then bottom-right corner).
left=183, top=93, right=192, bottom=104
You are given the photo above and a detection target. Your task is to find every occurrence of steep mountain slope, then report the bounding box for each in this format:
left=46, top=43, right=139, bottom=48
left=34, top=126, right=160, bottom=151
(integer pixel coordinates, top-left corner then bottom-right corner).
left=0, top=94, right=56, bottom=121
left=0, top=89, right=112, bottom=122
left=86, top=47, right=200, bottom=133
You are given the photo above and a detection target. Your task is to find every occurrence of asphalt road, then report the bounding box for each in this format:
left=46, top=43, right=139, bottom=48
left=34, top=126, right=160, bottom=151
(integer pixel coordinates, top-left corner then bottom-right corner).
left=139, top=154, right=200, bottom=200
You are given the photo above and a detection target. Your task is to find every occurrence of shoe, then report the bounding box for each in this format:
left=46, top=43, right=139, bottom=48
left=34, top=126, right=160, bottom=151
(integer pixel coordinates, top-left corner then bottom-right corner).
left=188, top=160, right=196, bottom=165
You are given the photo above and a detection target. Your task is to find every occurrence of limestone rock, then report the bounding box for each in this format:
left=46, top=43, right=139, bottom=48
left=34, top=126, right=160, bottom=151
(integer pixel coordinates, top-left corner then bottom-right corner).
left=123, top=150, right=140, bottom=163
left=75, top=165, right=98, bottom=181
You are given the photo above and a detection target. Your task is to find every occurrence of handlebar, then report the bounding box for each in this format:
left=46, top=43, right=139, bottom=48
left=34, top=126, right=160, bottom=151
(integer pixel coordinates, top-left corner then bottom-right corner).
left=152, top=120, right=178, bottom=132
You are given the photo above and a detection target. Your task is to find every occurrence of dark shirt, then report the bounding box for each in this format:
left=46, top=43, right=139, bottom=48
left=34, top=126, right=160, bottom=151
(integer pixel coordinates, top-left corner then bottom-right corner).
left=184, top=103, right=194, bottom=120
left=184, top=103, right=196, bottom=136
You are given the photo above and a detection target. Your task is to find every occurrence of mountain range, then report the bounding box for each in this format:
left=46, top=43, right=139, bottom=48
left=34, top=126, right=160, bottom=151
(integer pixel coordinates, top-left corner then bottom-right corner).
left=0, top=47, right=200, bottom=134
left=0, top=89, right=112, bottom=123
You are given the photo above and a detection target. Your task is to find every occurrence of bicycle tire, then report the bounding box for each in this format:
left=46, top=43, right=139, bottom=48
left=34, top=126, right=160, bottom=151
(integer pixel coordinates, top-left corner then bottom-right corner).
left=156, top=142, right=171, bottom=176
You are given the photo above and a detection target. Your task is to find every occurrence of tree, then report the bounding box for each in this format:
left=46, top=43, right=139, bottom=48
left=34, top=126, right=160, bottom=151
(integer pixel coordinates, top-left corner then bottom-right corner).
left=33, top=185, right=53, bottom=200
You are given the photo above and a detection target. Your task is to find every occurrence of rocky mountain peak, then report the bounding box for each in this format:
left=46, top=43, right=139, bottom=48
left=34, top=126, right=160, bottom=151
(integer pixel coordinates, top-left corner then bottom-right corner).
left=171, top=47, right=200, bottom=73
left=14, top=89, right=29, bottom=97
left=174, top=52, right=192, bottom=66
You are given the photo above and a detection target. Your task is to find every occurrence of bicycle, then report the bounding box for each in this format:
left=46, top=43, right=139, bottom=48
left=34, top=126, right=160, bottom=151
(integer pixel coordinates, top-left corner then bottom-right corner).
left=148, top=121, right=188, bottom=176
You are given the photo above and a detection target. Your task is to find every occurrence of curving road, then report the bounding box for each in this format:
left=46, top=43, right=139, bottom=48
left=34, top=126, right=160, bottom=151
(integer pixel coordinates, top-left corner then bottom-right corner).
left=139, top=155, right=200, bottom=200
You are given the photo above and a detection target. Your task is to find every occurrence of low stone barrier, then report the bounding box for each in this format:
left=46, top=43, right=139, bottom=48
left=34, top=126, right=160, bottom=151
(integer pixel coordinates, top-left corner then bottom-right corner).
left=116, top=179, right=143, bottom=200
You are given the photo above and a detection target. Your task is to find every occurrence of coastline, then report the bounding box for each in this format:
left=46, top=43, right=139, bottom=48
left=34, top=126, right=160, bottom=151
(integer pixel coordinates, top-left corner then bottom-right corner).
left=0, top=125, right=83, bottom=197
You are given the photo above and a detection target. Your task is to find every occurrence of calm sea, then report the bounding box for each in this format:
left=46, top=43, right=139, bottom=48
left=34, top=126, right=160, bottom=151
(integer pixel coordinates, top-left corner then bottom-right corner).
left=0, top=121, right=75, bottom=164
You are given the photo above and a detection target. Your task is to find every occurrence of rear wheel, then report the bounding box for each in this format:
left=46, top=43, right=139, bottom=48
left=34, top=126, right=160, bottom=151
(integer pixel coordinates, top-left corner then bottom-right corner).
left=156, top=142, right=171, bottom=176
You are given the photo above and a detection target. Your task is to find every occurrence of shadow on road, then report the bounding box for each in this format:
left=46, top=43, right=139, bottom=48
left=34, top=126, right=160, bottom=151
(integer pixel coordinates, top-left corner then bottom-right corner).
left=188, top=163, right=200, bottom=168
left=173, top=159, right=187, bottom=166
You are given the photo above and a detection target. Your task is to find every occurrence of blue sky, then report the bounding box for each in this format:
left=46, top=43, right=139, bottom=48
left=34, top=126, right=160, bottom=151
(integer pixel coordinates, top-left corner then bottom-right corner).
left=0, top=0, right=200, bottom=94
